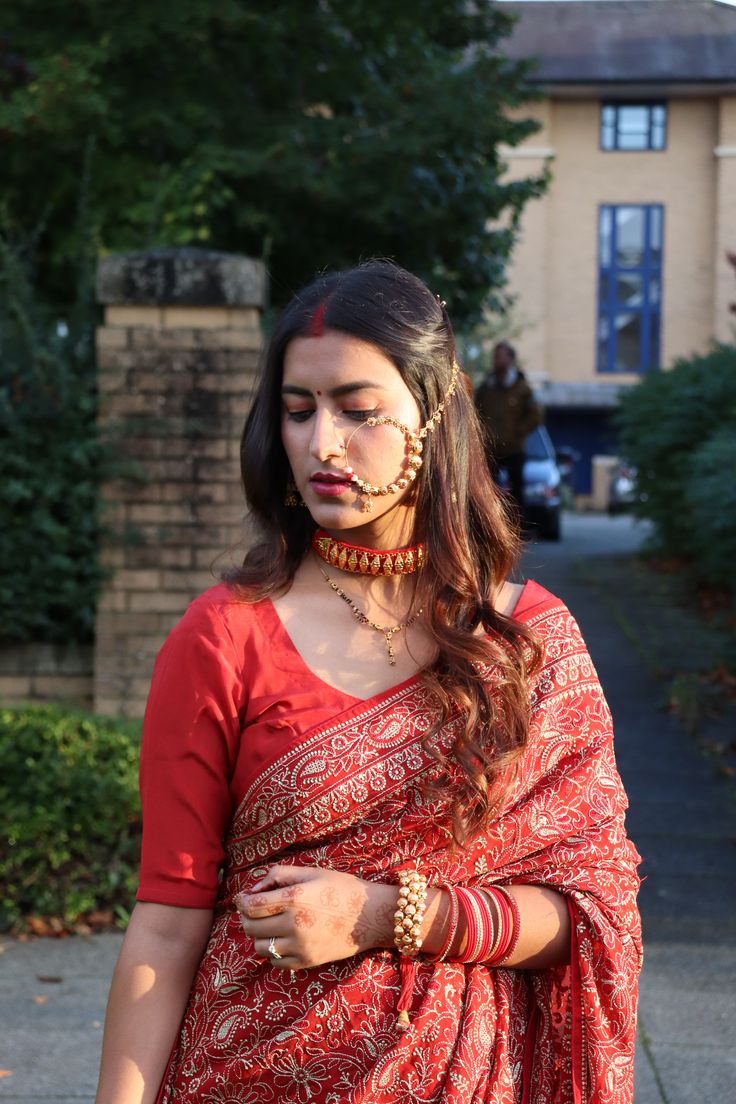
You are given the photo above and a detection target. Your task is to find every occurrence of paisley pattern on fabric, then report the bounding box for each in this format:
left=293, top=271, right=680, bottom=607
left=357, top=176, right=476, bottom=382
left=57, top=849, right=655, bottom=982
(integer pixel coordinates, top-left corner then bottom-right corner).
left=157, top=600, right=641, bottom=1104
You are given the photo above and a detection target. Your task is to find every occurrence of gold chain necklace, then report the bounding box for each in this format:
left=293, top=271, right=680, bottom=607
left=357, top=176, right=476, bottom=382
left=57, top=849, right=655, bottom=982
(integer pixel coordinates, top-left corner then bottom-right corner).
left=318, top=567, right=422, bottom=666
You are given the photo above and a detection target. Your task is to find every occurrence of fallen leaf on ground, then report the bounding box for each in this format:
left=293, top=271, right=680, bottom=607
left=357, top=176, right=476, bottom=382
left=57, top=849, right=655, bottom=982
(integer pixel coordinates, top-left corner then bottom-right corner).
left=0, top=1071, right=14, bottom=1078
left=87, top=910, right=114, bottom=927
left=33, top=995, right=49, bottom=1005
left=27, top=916, right=68, bottom=938
left=36, top=975, right=63, bottom=984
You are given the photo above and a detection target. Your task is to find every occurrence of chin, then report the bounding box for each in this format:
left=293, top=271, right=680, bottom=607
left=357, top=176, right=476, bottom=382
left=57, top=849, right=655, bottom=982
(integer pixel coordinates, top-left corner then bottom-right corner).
left=305, top=498, right=364, bottom=527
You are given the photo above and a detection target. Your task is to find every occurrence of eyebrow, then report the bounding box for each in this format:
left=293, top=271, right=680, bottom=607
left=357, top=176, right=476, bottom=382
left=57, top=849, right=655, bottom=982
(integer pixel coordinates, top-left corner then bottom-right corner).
left=281, top=381, right=386, bottom=399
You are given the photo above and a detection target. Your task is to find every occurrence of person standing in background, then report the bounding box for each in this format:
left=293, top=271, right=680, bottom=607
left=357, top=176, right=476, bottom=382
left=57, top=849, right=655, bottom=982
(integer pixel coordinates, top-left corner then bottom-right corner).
left=474, top=341, right=543, bottom=521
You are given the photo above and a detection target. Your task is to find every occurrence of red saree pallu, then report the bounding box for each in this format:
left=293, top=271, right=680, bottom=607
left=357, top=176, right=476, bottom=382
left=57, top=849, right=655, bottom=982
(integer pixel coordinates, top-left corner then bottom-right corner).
left=149, top=588, right=641, bottom=1104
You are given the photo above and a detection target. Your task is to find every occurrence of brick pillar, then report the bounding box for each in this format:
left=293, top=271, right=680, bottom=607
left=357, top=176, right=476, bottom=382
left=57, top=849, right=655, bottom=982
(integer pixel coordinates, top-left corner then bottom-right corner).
left=94, top=248, right=267, bottom=717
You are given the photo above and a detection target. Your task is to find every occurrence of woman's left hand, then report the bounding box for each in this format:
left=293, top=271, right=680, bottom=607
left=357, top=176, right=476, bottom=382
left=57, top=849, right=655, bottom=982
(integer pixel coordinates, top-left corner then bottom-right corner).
left=235, top=865, right=398, bottom=971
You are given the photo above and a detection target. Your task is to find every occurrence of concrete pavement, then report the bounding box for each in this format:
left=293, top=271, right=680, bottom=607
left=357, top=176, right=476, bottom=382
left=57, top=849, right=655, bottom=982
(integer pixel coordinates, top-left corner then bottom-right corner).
left=1, top=512, right=734, bottom=1102
left=523, top=512, right=736, bottom=1103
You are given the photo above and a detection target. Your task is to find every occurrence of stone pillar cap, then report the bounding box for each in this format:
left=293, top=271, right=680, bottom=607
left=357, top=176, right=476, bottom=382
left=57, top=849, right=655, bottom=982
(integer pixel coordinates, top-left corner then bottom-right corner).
left=97, top=248, right=267, bottom=308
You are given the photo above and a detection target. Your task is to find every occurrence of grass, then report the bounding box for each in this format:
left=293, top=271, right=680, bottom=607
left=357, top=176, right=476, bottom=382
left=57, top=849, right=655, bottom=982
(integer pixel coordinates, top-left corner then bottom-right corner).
left=575, top=550, right=736, bottom=776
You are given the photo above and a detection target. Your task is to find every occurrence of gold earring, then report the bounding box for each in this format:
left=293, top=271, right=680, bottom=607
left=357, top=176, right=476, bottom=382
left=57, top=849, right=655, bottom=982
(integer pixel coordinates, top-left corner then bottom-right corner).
left=285, top=480, right=300, bottom=507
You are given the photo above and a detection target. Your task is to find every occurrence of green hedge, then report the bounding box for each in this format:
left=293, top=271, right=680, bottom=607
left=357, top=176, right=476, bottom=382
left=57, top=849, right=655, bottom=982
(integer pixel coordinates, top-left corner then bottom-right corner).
left=0, top=705, right=141, bottom=929
left=686, top=425, right=736, bottom=586
left=617, top=344, right=736, bottom=587
left=0, top=237, right=110, bottom=644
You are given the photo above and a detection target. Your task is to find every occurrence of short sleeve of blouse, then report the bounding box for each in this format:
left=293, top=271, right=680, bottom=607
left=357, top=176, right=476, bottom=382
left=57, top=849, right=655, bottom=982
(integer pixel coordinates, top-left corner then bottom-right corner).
left=136, top=595, right=244, bottom=909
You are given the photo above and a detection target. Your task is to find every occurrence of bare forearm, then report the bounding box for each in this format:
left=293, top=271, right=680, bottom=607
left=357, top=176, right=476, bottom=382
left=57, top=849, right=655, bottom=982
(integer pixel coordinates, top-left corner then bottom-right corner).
left=237, top=865, right=569, bottom=973
left=95, top=903, right=212, bottom=1104
left=365, top=882, right=570, bottom=968
left=483, top=885, right=570, bottom=968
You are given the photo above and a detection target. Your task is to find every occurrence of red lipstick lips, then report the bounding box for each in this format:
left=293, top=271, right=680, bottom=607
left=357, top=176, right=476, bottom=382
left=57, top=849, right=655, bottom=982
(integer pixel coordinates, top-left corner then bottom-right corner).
left=309, top=471, right=354, bottom=496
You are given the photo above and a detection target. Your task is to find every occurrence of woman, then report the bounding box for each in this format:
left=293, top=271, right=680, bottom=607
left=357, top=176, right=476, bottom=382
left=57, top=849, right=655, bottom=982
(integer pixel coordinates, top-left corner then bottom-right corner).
left=96, top=262, right=641, bottom=1104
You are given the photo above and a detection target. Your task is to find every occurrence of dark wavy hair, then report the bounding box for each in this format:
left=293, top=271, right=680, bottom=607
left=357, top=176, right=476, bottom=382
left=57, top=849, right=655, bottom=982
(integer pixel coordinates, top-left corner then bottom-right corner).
left=227, top=260, right=542, bottom=841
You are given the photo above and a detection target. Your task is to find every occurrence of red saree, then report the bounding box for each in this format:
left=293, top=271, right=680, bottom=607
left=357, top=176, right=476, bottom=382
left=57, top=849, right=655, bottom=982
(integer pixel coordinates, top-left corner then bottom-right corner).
left=141, top=582, right=641, bottom=1104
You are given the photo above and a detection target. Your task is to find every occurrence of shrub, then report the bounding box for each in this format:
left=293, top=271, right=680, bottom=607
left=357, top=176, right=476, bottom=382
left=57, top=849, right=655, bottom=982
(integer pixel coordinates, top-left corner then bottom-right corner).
left=0, top=234, right=111, bottom=644
left=685, top=426, right=736, bottom=586
left=0, top=704, right=141, bottom=929
left=617, top=344, right=736, bottom=584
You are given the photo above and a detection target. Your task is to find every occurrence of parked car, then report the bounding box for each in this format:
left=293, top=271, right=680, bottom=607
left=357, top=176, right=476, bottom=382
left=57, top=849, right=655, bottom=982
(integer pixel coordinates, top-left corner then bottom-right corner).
left=523, top=426, right=562, bottom=539
left=496, top=426, right=562, bottom=540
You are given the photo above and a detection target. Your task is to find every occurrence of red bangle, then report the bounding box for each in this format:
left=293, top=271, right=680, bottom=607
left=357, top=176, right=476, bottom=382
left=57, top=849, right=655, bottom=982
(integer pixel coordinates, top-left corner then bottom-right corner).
left=466, top=888, right=495, bottom=962
left=484, top=886, right=521, bottom=965
left=494, top=886, right=521, bottom=964
left=479, top=889, right=503, bottom=960
left=455, top=887, right=498, bottom=963
left=455, top=888, right=480, bottom=962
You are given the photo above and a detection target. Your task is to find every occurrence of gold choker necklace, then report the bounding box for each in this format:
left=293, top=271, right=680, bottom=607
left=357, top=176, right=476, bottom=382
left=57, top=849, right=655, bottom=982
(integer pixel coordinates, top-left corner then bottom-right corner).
left=311, top=529, right=426, bottom=576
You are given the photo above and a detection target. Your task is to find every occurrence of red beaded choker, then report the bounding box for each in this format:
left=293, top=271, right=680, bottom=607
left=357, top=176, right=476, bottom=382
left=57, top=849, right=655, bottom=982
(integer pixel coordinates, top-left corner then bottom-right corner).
left=311, top=529, right=426, bottom=576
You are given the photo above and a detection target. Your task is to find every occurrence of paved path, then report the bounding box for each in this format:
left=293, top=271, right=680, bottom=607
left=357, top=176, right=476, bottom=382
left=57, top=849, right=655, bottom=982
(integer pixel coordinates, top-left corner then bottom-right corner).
left=523, top=512, right=736, bottom=1103
left=1, top=513, right=734, bottom=1102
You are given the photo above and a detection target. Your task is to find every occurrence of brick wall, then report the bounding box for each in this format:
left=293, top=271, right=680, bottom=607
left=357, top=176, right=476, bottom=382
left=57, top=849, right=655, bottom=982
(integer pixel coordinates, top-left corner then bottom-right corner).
left=94, top=249, right=266, bottom=717
left=0, top=644, right=93, bottom=709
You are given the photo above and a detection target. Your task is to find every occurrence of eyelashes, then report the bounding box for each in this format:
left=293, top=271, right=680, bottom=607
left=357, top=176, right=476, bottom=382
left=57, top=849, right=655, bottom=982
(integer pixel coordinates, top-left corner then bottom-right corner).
left=285, top=409, right=377, bottom=423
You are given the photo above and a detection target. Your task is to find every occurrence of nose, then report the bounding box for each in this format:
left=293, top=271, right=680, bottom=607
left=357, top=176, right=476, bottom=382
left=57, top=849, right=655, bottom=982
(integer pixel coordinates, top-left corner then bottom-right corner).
left=309, top=407, right=345, bottom=463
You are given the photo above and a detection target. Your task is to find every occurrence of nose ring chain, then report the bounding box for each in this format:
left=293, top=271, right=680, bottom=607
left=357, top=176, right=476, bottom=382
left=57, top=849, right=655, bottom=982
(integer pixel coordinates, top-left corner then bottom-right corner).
left=343, top=417, right=423, bottom=513
left=341, top=363, right=460, bottom=513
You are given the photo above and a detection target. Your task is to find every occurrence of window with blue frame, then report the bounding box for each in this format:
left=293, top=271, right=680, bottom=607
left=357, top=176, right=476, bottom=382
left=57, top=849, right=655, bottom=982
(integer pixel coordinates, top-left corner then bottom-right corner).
left=601, top=103, right=667, bottom=151
left=597, top=204, right=663, bottom=374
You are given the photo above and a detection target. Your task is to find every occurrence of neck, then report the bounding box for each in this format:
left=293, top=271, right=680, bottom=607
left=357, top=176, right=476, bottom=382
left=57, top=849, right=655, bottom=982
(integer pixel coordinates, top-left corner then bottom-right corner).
left=322, top=510, right=417, bottom=553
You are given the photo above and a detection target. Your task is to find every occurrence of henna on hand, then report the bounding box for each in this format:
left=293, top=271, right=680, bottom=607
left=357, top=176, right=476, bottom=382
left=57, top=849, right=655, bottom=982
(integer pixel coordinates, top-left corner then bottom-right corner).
left=293, top=908, right=317, bottom=929
left=241, top=894, right=286, bottom=919
left=319, top=886, right=340, bottom=908
left=350, top=891, right=396, bottom=951
left=238, top=866, right=404, bottom=967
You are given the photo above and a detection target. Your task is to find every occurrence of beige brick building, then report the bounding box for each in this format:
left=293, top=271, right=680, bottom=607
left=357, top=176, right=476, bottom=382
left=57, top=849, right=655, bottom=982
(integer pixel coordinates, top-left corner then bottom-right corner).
left=497, top=0, right=736, bottom=494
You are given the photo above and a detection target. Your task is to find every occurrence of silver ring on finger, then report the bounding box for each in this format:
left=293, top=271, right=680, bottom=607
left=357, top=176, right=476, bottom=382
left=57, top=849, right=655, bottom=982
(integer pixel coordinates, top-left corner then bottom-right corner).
left=267, top=936, right=283, bottom=961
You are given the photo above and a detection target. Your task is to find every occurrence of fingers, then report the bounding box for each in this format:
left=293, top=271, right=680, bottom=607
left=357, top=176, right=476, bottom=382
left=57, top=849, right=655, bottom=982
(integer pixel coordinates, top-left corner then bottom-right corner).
left=252, top=936, right=294, bottom=963
left=239, top=912, right=298, bottom=968
left=253, top=933, right=301, bottom=977
left=249, top=863, right=311, bottom=894
left=237, top=871, right=309, bottom=920
left=238, top=891, right=287, bottom=919
left=238, top=913, right=290, bottom=941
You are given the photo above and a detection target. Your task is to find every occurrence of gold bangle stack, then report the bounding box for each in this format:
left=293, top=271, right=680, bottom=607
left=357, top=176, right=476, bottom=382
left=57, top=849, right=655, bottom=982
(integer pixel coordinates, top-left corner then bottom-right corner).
left=393, top=870, right=428, bottom=957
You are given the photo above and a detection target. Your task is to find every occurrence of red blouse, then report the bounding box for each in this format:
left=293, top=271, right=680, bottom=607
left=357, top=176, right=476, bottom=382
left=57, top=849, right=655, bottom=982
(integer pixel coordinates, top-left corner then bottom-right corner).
left=137, top=579, right=551, bottom=910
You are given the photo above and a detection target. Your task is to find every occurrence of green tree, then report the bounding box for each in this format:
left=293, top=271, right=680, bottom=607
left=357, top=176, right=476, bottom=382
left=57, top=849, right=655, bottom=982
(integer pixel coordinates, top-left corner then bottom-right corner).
left=0, top=230, right=111, bottom=644
left=0, top=1, right=544, bottom=322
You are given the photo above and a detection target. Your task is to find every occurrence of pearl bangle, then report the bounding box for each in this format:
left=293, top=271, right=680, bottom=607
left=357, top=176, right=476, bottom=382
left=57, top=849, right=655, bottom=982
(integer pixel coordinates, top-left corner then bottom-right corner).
left=393, top=870, right=429, bottom=957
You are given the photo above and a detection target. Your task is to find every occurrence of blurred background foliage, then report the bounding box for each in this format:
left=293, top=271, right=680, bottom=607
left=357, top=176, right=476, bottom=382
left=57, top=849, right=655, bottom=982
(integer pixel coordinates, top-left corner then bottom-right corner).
left=0, top=0, right=545, bottom=322
left=616, top=343, right=736, bottom=589
left=0, top=705, right=141, bottom=930
left=0, top=0, right=547, bottom=647
left=0, top=225, right=113, bottom=644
